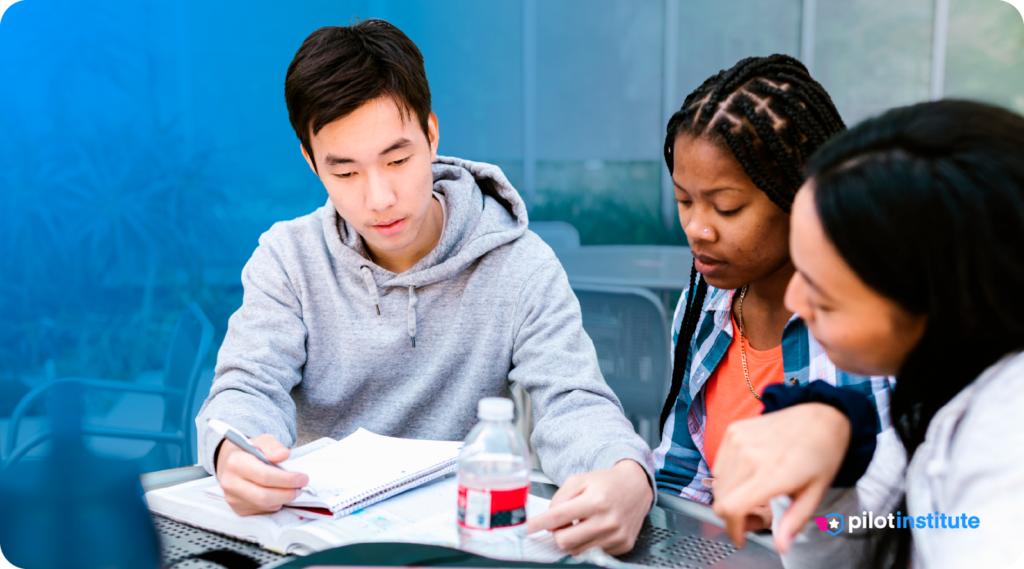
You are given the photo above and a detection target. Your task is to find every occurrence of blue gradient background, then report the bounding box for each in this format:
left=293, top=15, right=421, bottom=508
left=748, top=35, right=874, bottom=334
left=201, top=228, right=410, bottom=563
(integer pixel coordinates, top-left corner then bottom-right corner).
left=1, top=0, right=1021, bottom=469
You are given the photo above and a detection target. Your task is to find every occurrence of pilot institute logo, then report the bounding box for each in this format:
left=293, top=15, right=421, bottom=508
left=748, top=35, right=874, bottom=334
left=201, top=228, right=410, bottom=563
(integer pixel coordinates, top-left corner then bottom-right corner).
left=814, top=513, right=844, bottom=536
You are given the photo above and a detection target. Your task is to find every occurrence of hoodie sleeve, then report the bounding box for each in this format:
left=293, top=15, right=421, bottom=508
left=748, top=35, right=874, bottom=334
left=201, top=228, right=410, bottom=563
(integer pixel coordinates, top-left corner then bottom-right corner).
left=508, top=257, right=655, bottom=489
left=194, top=234, right=307, bottom=474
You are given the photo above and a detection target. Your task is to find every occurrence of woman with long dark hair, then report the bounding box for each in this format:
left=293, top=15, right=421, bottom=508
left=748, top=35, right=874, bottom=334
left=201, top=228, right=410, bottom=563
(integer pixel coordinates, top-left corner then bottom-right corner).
left=711, top=99, right=1024, bottom=568
left=654, top=54, right=891, bottom=525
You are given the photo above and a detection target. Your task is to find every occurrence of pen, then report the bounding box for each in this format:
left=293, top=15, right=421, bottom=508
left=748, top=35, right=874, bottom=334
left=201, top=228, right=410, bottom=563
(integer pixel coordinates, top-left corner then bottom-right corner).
left=207, top=418, right=319, bottom=497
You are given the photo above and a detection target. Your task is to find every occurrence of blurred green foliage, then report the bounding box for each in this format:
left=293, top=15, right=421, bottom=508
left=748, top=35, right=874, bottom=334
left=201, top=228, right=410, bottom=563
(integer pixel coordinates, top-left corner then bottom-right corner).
left=946, top=0, right=1024, bottom=115
left=492, top=160, right=689, bottom=247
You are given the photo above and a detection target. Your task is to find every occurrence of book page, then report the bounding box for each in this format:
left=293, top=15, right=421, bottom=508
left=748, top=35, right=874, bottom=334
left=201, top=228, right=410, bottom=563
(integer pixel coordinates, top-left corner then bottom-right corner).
left=147, top=476, right=307, bottom=550
left=289, top=437, right=336, bottom=459
left=280, top=428, right=462, bottom=511
left=284, top=476, right=459, bottom=554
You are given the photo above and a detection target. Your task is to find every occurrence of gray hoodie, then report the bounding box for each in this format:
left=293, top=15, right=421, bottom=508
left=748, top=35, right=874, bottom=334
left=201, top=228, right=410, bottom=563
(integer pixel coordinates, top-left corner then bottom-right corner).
left=196, top=156, right=654, bottom=487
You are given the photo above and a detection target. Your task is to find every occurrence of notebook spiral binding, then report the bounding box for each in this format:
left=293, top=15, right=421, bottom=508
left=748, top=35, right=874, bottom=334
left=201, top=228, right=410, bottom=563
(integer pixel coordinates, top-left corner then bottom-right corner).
left=329, top=460, right=459, bottom=517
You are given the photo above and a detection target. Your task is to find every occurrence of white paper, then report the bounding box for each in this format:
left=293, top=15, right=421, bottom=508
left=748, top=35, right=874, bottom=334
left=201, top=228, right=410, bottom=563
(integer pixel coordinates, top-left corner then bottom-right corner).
left=280, top=428, right=462, bottom=511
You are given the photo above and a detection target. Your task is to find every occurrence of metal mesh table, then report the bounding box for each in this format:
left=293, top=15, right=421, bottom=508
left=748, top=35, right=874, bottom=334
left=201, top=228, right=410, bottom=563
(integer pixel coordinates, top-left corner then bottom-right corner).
left=154, top=514, right=290, bottom=568
left=147, top=464, right=780, bottom=569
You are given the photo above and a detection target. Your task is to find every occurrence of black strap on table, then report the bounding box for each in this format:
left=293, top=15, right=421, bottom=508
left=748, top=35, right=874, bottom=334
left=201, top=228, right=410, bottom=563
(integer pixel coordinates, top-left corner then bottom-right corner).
left=274, top=542, right=600, bottom=568
left=165, top=548, right=262, bottom=569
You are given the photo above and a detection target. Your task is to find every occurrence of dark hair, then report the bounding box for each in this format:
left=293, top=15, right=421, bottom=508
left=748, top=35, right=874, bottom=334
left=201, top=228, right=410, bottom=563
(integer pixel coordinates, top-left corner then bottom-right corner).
left=659, top=54, right=845, bottom=433
left=284, top=20, right=432, bottom=170
left=808, top=99, right=1024, bottom=567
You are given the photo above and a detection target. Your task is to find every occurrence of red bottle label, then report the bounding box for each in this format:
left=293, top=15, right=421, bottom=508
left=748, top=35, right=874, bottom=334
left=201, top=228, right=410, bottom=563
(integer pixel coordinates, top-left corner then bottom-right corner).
left=457, top=485, right=529, bottom=530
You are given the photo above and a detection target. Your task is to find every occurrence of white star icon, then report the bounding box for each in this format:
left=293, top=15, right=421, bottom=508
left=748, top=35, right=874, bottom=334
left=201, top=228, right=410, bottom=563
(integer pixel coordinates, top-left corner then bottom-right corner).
left=1003, top=0, right=1024, bottom=24
left=830, top=518, right=840, bottom=529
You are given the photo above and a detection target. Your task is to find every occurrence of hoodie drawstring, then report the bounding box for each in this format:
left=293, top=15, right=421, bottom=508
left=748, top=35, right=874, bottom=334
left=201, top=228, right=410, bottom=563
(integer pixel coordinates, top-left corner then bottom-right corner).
left=361, top=267, right=418, bottom=347
left=408, top=286, right=418, bottom=348
left=360, top=266, right=380, bottom=316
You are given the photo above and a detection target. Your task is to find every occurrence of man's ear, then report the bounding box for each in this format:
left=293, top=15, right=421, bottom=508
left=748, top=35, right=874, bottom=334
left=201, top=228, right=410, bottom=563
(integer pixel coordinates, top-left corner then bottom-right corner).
left=427, top=111, right=440, bottom=162
left=300, top=143, right=319, bottom=176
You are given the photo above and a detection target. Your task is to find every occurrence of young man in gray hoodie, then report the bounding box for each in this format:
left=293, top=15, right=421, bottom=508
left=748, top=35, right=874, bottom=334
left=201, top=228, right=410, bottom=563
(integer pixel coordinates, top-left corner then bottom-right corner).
left=196, top=20, right=654, bottom=555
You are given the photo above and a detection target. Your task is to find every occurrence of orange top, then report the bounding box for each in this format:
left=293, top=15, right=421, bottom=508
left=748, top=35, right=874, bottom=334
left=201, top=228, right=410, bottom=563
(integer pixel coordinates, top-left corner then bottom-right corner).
left=703, top=316, right=785, bottom=471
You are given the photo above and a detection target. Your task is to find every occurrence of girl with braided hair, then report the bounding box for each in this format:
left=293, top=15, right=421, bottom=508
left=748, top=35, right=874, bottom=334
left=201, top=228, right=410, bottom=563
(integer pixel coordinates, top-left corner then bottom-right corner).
left=654, top=54, right=892, bottom=523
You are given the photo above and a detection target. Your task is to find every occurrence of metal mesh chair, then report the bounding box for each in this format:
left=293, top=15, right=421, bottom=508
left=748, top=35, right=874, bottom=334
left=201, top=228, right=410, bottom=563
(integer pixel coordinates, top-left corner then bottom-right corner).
left=530, top=221, right=581, bottom=249
left=3, top=302, right=214, bottom=470
left=573, top=284, right=671, bottom=448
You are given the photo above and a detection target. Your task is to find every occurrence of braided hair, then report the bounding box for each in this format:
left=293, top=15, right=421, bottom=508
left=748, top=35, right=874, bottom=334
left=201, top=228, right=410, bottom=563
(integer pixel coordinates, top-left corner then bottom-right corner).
left=659, top=54, right=846, bottom=434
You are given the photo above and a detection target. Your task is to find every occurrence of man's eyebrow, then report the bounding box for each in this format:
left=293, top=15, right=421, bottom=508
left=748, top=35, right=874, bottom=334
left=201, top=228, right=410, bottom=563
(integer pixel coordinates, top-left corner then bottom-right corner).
left=672, top=181, right=745, bottom=196
left=380, top=138, right=412, bottom=156
left=321, top=138, right=413, bottom=167
left=324, top=154, right=353, bottom=166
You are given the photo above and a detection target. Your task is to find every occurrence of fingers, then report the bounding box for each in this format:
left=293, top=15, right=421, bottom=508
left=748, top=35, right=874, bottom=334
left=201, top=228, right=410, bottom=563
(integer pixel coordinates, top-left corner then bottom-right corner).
left=548, top=474, right=586, bottom=509
left=714, top=477, right=777, bottom=548
left=711, top=405, right=854, bottom=550
left=218, top=436, right=308, bottom=517
left=531, top=465, right=648, bottom=557
left=528, top=475, right=588, bottom=534
left=250, top=434, right=290, bottom=463
left=526, top=510, right=565, bottom=535
left=549, top=516, right=621, bottom=557
left=223, top=475, right=302, bottom=516
left=711, top=420, right=760, bottom=497
left=775, top=481, right=829, bottom=554
left=749, top=503, right=774, bottom=531
left=528, top=491, right=599, bottom=534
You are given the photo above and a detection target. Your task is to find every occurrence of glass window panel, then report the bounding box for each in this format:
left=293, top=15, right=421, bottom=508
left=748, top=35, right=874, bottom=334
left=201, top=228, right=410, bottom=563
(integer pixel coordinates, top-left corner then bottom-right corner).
left=944, top=0, right=1024, bottom=115
left=390, top=1, right=524, bottom=161
left=812, top=0, right=934, bottom=125
left=535, top=0, right=663, bottom=161
left=673, top=0, right=801, bottom=102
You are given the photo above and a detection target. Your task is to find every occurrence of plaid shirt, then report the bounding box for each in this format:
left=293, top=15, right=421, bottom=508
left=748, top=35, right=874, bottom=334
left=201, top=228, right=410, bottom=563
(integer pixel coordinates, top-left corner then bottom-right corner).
left=653, top=285, right=894, bottom=503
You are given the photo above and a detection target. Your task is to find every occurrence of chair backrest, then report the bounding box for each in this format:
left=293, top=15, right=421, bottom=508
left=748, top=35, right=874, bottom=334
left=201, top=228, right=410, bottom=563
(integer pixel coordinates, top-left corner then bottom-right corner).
left=162, top=302, right=214, bottom=462
left=530, top=221, right=580, bottom=249
left=572, top=284, right=671, bottom=448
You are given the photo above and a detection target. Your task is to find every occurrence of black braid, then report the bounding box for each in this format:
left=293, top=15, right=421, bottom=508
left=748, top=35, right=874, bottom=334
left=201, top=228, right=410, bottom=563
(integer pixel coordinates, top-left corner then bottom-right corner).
left=664, top=54, right=846, bottom=209
left=725, top=126, right=793, bottom=212
left=743, top=99, right=807, bottom=191
left=660, top=262, right=710, bottom=434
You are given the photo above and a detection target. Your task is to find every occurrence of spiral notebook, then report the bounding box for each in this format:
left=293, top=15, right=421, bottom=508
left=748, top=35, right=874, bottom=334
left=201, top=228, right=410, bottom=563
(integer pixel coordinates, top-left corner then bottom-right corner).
left=261, top=428, right=463, bottom=518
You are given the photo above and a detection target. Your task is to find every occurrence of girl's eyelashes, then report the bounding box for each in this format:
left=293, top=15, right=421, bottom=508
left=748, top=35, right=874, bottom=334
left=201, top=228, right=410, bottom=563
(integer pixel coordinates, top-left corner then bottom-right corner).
left=809, top=298, right=833, bottom=313
left=716, top=207, right=742, bottom=216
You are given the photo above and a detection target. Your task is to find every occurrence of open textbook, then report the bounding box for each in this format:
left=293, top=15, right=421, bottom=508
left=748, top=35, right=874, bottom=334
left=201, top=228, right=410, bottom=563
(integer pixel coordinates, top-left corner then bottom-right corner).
left=144, top=433, right=565, bottom=561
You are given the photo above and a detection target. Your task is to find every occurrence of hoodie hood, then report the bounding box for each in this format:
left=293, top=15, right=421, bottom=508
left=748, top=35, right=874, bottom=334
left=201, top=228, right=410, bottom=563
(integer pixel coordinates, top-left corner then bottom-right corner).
left=321, top=156, right=529, bottom=347
left=322, top=155, right=529, bottom=289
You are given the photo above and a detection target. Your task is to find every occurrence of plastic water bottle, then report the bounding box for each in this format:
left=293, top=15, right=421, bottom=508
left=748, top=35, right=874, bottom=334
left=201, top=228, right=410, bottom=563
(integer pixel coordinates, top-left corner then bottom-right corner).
left=457, top=397, right=532, bottom=560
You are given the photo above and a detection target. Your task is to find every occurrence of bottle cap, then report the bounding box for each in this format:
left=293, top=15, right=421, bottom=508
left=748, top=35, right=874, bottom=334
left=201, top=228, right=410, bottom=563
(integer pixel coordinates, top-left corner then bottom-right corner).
left=477, top=397, right=514, bottom=421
